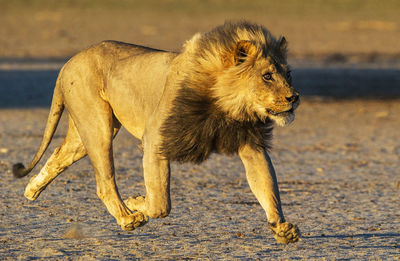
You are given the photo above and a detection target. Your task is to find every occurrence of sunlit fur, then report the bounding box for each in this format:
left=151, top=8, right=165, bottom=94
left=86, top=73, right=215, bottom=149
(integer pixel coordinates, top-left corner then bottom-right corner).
left=160, top=21, right=300, bottom=163
left=12, top=21, right=300, bottom=244
left=174, top=21, right=299, bottom=125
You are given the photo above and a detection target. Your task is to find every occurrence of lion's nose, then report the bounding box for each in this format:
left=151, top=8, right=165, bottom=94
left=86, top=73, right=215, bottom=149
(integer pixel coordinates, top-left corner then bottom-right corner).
left=285, top=94, right=299, bottom=104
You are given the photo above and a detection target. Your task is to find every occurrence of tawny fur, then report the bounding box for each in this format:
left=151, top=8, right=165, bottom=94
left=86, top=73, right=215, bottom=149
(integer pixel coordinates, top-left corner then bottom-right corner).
left=13, top=21, right=300, bottom=244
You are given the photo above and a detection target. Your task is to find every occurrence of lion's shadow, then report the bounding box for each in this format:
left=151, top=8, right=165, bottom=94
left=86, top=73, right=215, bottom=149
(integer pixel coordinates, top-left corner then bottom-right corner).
left=302, top=232, right=400, bottom=250
left=304, top=232, right=400, bottom=240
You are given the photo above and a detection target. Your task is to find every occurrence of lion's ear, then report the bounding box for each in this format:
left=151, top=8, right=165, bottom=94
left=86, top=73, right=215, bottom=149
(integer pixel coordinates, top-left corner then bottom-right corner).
left=234, top=40, right=258, bottom=65
left=279, top=36, right=288, bottom=58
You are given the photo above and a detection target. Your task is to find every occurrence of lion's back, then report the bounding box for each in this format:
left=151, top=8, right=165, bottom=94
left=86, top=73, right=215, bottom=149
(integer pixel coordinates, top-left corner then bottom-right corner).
left=62, top=41, right=165, bottom=77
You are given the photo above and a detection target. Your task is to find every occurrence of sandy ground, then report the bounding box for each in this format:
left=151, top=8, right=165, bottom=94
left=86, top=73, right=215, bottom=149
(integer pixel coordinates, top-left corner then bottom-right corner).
left=0, top=63, right=399, bottom=260
left=1, top=1, right=400, bottom=259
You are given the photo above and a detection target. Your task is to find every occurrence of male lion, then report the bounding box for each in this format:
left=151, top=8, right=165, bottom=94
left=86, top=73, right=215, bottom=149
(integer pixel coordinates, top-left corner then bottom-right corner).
left=13, top=21, right=300, bottom=244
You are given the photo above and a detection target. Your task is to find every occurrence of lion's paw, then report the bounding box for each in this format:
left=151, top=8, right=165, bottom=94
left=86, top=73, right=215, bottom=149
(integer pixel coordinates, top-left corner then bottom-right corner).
left=124, top=195, right=146, bottom=213
left=120, top=212, right=148, bottom=231
left=269, top=221, right=300, bottom=244
left=24, top=175, right=45, bottom=201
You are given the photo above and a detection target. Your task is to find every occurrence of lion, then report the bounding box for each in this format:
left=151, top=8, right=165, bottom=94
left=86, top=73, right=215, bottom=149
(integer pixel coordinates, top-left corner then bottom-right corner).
left=13, top=21, right=300, bottom=244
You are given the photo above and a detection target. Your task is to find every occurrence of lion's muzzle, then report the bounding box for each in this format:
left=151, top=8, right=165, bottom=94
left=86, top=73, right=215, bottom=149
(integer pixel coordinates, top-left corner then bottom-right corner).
left=286, top=93, right=299, bottom=104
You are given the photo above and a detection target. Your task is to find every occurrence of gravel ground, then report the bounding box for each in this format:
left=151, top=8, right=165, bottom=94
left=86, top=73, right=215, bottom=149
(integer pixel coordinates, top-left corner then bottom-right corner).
left=0, top=62, right=399, bottom=260
left=1, top=1, right=399, bottom=259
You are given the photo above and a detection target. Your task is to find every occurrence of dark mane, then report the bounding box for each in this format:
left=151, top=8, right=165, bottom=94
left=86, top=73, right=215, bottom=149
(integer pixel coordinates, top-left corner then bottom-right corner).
left=160, top=87, right=273, bottom=164
left=159, top=21, right=279, bottom=163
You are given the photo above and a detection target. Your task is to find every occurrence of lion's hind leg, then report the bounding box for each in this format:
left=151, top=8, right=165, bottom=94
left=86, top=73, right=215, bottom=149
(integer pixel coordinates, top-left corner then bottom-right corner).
left=24, top=116, right=87, bottom=201
left=125, top=128, right=171, bottom=219
left=67, top=103, right=147, bottom=231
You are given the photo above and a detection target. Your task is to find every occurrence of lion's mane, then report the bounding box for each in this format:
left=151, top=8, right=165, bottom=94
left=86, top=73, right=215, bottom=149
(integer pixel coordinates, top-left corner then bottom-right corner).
left=160, top=22, right=280, bottom=163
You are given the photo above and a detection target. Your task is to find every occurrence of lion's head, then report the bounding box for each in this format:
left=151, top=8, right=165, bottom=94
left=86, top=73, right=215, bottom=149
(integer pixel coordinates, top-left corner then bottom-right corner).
left=181, top=21, right=300, bottom=126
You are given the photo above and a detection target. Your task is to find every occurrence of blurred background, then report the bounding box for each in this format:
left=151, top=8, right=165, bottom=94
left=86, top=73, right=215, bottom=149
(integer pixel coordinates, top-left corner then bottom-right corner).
left=1, top=0, right=399, bottom=61
left=0, top=0, right=400, bottom=106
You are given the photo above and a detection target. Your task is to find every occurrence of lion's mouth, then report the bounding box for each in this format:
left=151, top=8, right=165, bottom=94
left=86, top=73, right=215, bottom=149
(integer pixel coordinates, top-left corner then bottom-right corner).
left=267, top=108, right=294, bottom=117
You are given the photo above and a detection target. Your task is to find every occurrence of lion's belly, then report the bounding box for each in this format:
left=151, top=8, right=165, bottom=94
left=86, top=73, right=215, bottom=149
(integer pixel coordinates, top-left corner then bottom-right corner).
left=106, top=52, right=176, bottom=140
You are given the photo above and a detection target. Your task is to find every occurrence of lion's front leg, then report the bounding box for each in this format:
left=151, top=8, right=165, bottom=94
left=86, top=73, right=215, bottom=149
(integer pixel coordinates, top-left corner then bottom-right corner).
left=268, top=220, right=300, bottom=244
left=238, top=144, right=300, bottom=244
left=125, top=135, right=171, bottom=219
left=124, top=195, right=146, bottom=213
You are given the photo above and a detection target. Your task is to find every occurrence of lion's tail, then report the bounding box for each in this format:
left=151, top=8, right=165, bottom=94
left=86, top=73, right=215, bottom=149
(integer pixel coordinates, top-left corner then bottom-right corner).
left=13, top=77, right=65, bottom=178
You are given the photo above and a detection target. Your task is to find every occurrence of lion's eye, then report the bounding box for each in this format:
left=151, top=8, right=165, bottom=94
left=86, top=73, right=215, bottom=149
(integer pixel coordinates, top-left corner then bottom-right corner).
left=262, top=72, right=273, bottom=81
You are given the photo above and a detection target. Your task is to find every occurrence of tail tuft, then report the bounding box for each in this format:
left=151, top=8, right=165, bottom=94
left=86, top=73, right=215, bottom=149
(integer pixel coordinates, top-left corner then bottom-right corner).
left=13, top=163, right=28, bottom=178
